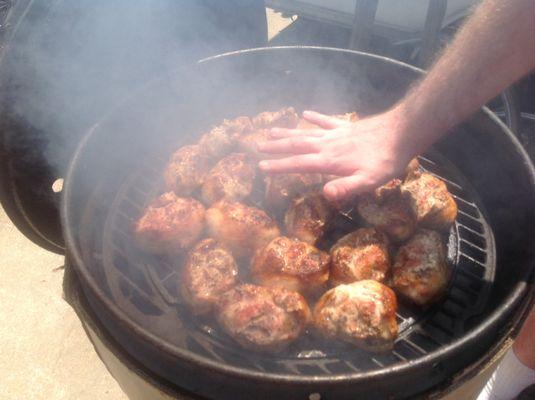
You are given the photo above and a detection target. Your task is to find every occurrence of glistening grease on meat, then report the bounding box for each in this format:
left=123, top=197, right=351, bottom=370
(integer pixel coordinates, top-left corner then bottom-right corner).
left=180, top=239, right=238, bottom=315
left=134, top=192, right=205, bottom=255
left=400, top=172, right=457, bottom=231
left=164, top=145, right=210, bottom=196
left=284, top=191, right=333, bottom=245
left=357, top=179, right=416, bottom=243
left=251, top=107, right=299, bottom=129
left=330, top=228, right=391, bottom=285
left=392, top=229, right=450, bottom=306
left=201, top=153, right=256, bottom=205
left=314, top=280, right=398, bottom=352
left=205, top=200, right=280, bottom=260
left=251, top=236, right=330, bottom=294
left=216, top=284, right=311, bottom=352
left=198, top=116, right=252, bottom=159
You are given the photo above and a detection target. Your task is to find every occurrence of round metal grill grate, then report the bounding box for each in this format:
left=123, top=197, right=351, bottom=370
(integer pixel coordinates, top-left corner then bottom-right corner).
left=98, top=149, right=495, bottom=375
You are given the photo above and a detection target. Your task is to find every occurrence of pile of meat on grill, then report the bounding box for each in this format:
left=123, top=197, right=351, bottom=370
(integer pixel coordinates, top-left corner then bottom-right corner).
left=133, top=107, right=458, bottom=353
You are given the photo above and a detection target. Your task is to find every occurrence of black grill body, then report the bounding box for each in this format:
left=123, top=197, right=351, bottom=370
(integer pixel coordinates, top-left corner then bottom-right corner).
left=62, top=47, right=535, bottom=400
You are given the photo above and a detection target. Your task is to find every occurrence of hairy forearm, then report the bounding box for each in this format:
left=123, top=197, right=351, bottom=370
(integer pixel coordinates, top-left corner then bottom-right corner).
left=258, top=0, right=535, bottom=200
left=394, top=0, right=535, bottom=155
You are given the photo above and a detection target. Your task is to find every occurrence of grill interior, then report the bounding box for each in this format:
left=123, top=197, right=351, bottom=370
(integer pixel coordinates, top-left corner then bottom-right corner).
left=64, top=47, right=535, bottom=399
left=94, top=147, right=495, bottom=376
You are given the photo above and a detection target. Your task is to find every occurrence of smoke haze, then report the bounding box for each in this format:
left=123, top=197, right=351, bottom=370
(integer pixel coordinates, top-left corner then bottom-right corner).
left=1, top=0, right=267, bottom=176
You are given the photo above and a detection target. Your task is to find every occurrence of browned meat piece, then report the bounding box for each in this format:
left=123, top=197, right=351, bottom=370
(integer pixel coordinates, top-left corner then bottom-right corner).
left=313, top=280, right=398, bottom=352
left=392, top=229, right=450, bottom=306
left=134, top=192, right=205, bottom=255
left=216, top=284, right=311, bottom=352
left=251, top=236, right=330, bottom=294
left=373, top=178, right=403, bottom=202
left=357, top=180, right=416, bottom=243
left=201, top=153, right=256, bottom=205
left=198, top=117, right=253, bottom=159
left=252, top=107, right=299, bottom=129
left=371, top=158, right=420, bottom=201
left=265, top=173, right=323, bottom=213
left=335, top=111, right=359, bottom=122
left=284, top=192, right=333, bottom=245
left=180, top=239, right=238, bottom=315
left=206, top=200, right=281, bottom=259
left=164, top=145, right=211, bottom=195
left=400, top=172, right=458, bottom=231
left=330, top=228, right=390, bottom=285
left=237, top=129, right=272, bottom=160
left=237, top=129, right=292, bottom=160
left=404, top=158, right=421, bottom=180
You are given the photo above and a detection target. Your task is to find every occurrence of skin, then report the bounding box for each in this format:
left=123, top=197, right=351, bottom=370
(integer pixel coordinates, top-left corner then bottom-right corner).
left=258, top=0, right=535, bottom=203
left=513, top=308, right=535, bottom=369
left=259, top=0, right=535, bottom=370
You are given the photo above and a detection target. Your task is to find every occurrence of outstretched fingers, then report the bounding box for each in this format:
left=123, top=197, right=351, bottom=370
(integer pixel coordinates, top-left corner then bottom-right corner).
left=257, top=136, right=321, bottom=154
left=259, top=154, right=328, bottom=174
left=323, top=174, right=376, bottom=202
left=269, top=127, right=326, bottom=139
left=303, top=110, right=346, bottom=129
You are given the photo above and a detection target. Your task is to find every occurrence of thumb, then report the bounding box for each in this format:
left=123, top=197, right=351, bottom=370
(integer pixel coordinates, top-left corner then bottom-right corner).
left=323, top=174, right=373, bottom=202
left=303, top=110, right=345, bottom=129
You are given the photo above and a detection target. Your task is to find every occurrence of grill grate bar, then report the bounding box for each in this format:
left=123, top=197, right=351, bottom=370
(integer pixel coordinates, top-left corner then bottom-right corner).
left=121, top=197, right=144, bottom=213
left=160, top=269, right=177, bottom=284
left=425, top=171, right=463, bottom=191
left=457, top=222, right=486, bottom=238
left=371, top=358, right=385, bottom=368
left=129, top=185, right=152, bottom=202
left=116, top=211, right=135, bottom=224
left=391, top=351, right=407, bottom=362
left=459, top=238, right=487, bottom=253
left=402, top=337, right=430, bottom=355
left=315, top=362, right=334, bottom=374
left=457, top=209, right=482, bottom=223
left=458, top=251, right=487, bottom=268
left=251, top=362, right=267, bottom=372
left=417, top=155, right=436, bottom=165
left=108, top=245, right=168, bottom=303
left=450, top=193, right=477, bottom=208
left=193, top=337, right=226, bottom=363
left=146, top=266, right=179, bottom=306
left=397, top=338, right=427, bottom=357
left=110, top=265, right=161, bottom=305
left=341, top=361, right=361, bottom=373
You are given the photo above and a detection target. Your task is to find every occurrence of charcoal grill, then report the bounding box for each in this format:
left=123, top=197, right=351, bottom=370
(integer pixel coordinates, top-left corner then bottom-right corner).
left=52, top=47, right=534, bottom=399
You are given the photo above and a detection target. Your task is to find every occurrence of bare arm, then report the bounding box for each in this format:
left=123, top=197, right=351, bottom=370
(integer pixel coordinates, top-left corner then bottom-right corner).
left=396, top=0, right=535, bottom=155
left=259, top=0, right=535, bottom=201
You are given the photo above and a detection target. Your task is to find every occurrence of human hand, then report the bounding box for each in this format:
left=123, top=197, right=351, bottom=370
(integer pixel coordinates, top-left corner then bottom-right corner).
left=258, top=109, right=416, bottom=202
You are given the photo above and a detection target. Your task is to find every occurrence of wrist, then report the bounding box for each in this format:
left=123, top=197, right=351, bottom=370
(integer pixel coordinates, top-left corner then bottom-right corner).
left=382, top=106, right=421, bottom=165
left=388, top=100, right=448, bottom=158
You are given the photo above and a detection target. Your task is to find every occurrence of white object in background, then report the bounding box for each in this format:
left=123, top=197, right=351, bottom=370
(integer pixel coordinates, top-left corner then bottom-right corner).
left=476, top=347, right=535, bottom=400
left=267, top=0, right=479, bottom=33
